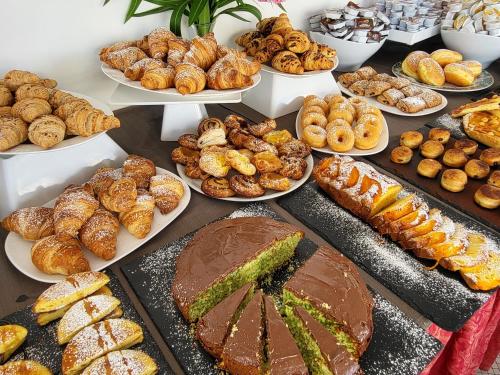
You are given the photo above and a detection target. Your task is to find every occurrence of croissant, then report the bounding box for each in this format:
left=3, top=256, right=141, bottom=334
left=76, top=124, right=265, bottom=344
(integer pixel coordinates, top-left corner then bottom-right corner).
left=103, top=47, right=148, bottom=71
left=123, top=154, right=156, bottom=189
left=54, top=98, right=91, bottom=120
left=300, top=50, right=334, bottom=71
left=0, top=116, right=28, bottom=151
left=124, top=58, right=165, bottom=81
left=0, top=106, right=12, bottom=117
left=257, top=17, right=277, bottom=35
left=1, top=207, right=54, bottom=240
left=49, top=90, right=79, bottom=109
left=254, top=46, right=274, bottom=64
left=149, top=175, right=184, bottom=214
left=15, top=83, right=50, bottom=101
left=31, top=235, right=90, bottom=276
left=175, top=63, right=206, bottom=94
left=53, top=184, right=99, bottom=238
left=0, top=86, right=13, bottom=106
left=236, top=31, right=262, bottom=48
left=271, top=13, right=293, bottom=36
left=207, top=60, right=253, bottom=90
left=140, top=66, right=176, bottom=90
left=3, top=70, right=41, bottom=91
left=182, top=32, right=218, bottom=70
left=40, top=78, right=58, bottom=89
left=136, top=35, right=150, bottom=56
left=272, top=51, right=304, bottom=74
left=167, top=38, right=191, bottom=66
left=148, top=26, right=176, bottom=59
left=79, top=208, right=119, bottom=260
left=245, top=38, right=265, bottom=57
left=66, top=107, right=120, bottom=137
left=222, top=54, right=260, bottom=76
left=317, top=43, right=336, bottom=59
left=265, top=34, right=285, bottom=54
left=285, top=30, right=311, bottom=53
left=118, top=189, right=155, bottom=239
left=11, top=98, right=51, bottom=123
left=28, top=115, right=66, bottom=148
left=99, top=41, right=137, bottom=61
left=216, top=45, right=247, bottom=59
left=88, top=168, right=137, bottom=213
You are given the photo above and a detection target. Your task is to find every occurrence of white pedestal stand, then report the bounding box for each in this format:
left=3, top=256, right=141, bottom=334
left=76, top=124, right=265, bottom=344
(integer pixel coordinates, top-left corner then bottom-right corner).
left=108, top=84, right=244, bottom=141
left=242, top=69, right=340, bottom=119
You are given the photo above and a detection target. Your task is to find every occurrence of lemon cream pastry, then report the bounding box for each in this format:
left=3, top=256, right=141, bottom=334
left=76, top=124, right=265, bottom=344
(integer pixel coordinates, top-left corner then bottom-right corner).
left=460, top=60, right=482, bottom=78
left=400, top=131, right=424, bottom=149
left=417, top=159, right=443, bottom=178
left=441, top=169, right=468, bottom=192
left=402, top=51, right=430, bottom=79
left=417, top=58, right=445, bottom=86
left=428, top=128, right=450, bottom=144
left=464, top=159, right=490, bottom=179
left=443, top=148, right=469, bottom=168
left=444, top=63, right=475, bottom=87
left=430, top=49, right=463, bottom=67
left=420, top=140, right=444, bottom=159
left=391, top=146, right=413, bottom=164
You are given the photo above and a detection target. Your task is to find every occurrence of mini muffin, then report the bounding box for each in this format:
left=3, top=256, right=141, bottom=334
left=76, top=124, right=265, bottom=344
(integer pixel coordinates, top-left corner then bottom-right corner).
left=400, top=130, right=424, bottom=149
left=487, top=170, right=500, bottom=188
left=479, top=148, right=500, bottom=166
left=453, top=139, right=478, bottom=155
left=391, top=146, right=413, bottom=164
left=464, top=159, right=490, bottom=179
left=417, top=58, right=445, bottom=86
left=474, top=184, right=500, bottom=209
left=417, top=159, right=443, bottom=178
left=460, top=60, right=482, bottom=78
left=402, top=51, right=430, bottom=79
left=443, top=148, right=468, bottom=168
left=428, top=128, right=450, bottom=144
left=441, top=169, right=468, bottom=192
left=444, top=63, right=474, bottom=87
left=420, top=140, right=444, bottom=158
left=430, top=49, right=463, bottom=67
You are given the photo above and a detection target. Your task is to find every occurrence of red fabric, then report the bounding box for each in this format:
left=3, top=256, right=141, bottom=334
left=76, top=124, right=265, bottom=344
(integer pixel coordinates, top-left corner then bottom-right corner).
left=421, top=290, right=500, bottom=375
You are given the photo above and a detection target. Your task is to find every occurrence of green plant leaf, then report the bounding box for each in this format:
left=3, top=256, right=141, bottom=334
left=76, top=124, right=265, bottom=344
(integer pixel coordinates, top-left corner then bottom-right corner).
left=215, top=3, right=261, bottom=21
left=170, top=0, right=189, bottom=35
left=144, top=0, right=180, bottom=5
left=133, top=5, right=175, bottom=17
left=125, top=0, right=143, bottom=22
left=103, top=0, right=112, bottom=5
left=188, top=0, right=210, bottom=25
left=278, top=3, right=286, bottom=11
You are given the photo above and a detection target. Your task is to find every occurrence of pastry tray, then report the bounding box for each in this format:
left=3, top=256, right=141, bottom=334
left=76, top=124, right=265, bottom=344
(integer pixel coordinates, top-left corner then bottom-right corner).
left=364, top=126, right=499, bottom=232
left=278, top=181, right=493, bottom=332
left=1, top=270, right=172, bottom=375
left=121, top=203, right=442, bottom=375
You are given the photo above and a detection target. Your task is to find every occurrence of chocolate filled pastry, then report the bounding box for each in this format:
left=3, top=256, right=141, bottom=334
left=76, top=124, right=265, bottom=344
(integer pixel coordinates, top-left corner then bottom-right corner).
left=418, top=90, right=442, bottom=108
left=443, top=148, right=468, bottom=168
left=441, top=169, right=468, bottom=192
left=420, top=140, right=444, bottom=159
left=396, top=97, right=426, bottom=113
left=377, top=88, right=405, bottom=106
left=453, top=139, right=478, bottom=155
left=355, top=66, right=377, bottom=80
left=488, top=170, right=500, bottom=188
left=258, top=172, right=291, bottom=191
left=171, top=146, right=200, bottom=165
left=479, top=148, right=500, bottom=167
left=279, top=156, right=307, bottom=180
left=364, top=80, right=392, bottom=97
left=338, top=72, right=360, bottom=87
left=417, top=159, right=443, bottom=178
left=400, top=130, right=424, bottom=149
left=401, top=85, right=423, bottom=97
left=201, top=177, right=236, bottom=198
left=387, top=77, right=411, bottom=90
left=390, top=146, right=413, bottom=164
left=428, top=128, right=450, bottom=144
left=464, top=159, right=490, bottom=179
left=178, top=134, right=199, bottom=150
left=349, top=80, right=370, bottom=96
left=474, top=184, right=500, bottom=209
left=229, top=175, right=266, bottom=197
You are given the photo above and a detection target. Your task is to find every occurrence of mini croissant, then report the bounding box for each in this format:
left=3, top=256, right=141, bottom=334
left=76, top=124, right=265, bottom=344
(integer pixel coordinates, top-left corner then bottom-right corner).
left=285, top=30, right=311, bottom=54
left=271, top=13, right=293, bottom=36
left=103, top=47, right=148, bottom=72
left=66, top=107, right=120, bottom=137
left=141, top=66, right=176, bottom=90
left=148, top=26, right=176, bottom=59
left=207, top=60, right=253, bottom=90
left=300, top=50, right=334, bottom=71
left=182, top=32, right=218, bottom=70
left=175, top=63, right=206, bottom=94
left=272, top=51, right=304, bottom=74
left=167, top=38, right=191, bottom=66
left=124, top=58, right=165, bottom=81
left=0, top=116, right=28, bottom=151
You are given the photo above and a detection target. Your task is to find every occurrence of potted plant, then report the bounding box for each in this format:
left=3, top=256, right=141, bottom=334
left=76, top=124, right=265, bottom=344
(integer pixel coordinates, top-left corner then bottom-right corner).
left=104, top=0, right=283, bottom=37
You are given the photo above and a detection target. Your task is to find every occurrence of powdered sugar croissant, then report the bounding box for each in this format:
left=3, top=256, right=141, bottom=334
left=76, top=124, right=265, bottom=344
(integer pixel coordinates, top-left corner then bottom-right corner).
left=175, top=63, right=206, bottom=94
left=1, top=207, right=54, bottom=240
left=103, top=47, right=148, bottom=71
left=0, top=116, right=28, bottom=151
left=182, top=32, right=218, bottom=70
left=66, top=107, right=120, bottom=137
left=148, top=26, right=176, bottom=59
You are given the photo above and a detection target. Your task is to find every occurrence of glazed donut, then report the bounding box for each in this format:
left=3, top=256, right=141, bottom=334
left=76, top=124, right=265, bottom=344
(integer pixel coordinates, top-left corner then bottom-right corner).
left=443, top=148, right=468, bottom=168
left=304, top=96, right=329, bottom=113
left=420, top=140, right=444, bottom=159
left=488, top=170, right=500, bottom=188
left=302, top=105, right=326, bottom=116
left=453, top=139, right=478, bottom=155
left=327, top=106, right=354, bottom=125
left=178, top=133, right=199, bottom=150
left=391, top=146, right=413, bottom=164
left=464, top=159, right=490, bottom=179
left=185, top=160, right=209, bottom=180
left=331, top=101, right=356, bottom=115
left=428, top=128, right=450, bottom=144
left=480, top=148, right=500, bottom=167
left=301, top=111, right=328, bottom=128
left=325, top=94, right=348, bottom=107
left=400, top=131, right=424, bottom=149
left=326, top=119, right=351, bottom=133
left=247, top=118, right=277, bottom=137
left=353, top=122, right=380, bottom=150
left=402, top=50, right=430, bottom=79
left=474, top=184, right=500, bottom=209
left=279, top=156, right=307, bottom=180
left=357, top=113, right=383, bottom=134
left=417, top=159, right=443, bottom=178
left=459, top=60, right=482, bottom=78
left=171, top=146, right=200, bottom=165
left=224, top=114, right=248, bottom=129
left=430, top=49, right=463, bottom=67
left=326, top=123, right=355, bottom=152
left=198, top=117, right=226, bottom=135
left=303, top=125, right=327, bottom=148
left=441, top=169, right=468, bottom=192
left=444, top=63, right=474, bottom=87
left=417, top=58, right=445, bottom=86
left=258, top=172, right=291, bottom=191
left=201, top=177, right=236, bottom=198
left=229, top=175, right=265, bottom=198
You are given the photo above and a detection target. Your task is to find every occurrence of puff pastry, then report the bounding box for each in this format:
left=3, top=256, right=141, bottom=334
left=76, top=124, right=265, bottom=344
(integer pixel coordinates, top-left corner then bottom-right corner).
left=0, top=115, right=28, bottom=151
left=119, top=189, right=155, bottom=238
left=1, top=207, right=54, bottom=240
left=81, top=350, right=158, bottom=375
left=0, top=324, right=27, bottom=363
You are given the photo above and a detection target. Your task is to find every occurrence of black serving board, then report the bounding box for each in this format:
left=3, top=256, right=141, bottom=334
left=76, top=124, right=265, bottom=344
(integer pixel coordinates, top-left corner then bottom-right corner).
left=121, top=203, right=442, bottom=375
left=278, top=182, right=493, bottom=332
left=2, top=270, right=172, bottom=375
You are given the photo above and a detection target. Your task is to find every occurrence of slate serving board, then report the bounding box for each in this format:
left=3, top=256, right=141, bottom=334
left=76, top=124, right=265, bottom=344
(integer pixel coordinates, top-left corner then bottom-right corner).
left=121, top=203, right=442, bottom=375
left=364, top=126, right=499, bottom=232
left=1, top=270, right=172, bottom=375
left=278, top=182, right=493, bottom=332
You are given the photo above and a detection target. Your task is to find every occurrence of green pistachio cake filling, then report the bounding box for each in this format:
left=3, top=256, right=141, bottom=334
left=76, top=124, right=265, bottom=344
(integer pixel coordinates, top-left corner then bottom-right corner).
left=188, top=233, right=302, bottom=321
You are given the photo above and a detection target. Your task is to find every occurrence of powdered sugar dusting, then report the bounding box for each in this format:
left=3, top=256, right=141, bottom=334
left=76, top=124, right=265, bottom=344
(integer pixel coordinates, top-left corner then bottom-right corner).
left=429, top=113, right=466, bottom=139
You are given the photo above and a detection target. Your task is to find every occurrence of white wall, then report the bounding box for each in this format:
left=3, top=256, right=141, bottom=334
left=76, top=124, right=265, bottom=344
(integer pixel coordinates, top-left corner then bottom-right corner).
left=1, top=0, right=345, bottom=104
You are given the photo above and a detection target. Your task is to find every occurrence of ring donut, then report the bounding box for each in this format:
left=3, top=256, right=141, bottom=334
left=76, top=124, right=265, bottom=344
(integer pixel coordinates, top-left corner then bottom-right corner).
left=325, top=94, right=348, bottom=107
left=326, top=124, right=355, bottom=152
left=302, top=105, right=326, bottom=116
left=326, top=119, right=351, bottom=132
left=353, top=123, right=380, bottom=150
left=356, top=105, right=383, bottom=121
left=303, top=125, right=327, bottom=148
left=357, top=113, right=383, bottom=134
left=304, top=96, right=329, bottom=113
left=327, top=106, right=354, bottom=125
left=301, top=111, right=328, bottom=128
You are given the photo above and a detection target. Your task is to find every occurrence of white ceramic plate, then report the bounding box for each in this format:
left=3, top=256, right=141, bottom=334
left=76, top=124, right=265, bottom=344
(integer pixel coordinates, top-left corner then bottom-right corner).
left=258, top=56, right=339, bottom=78
left=101, top=64, right=261, bottom=97
left=5, top=167, right=191, bottom=283
left=338, top=82, right=448, bottom=117
left=176, top=154, right=313, bottom=202
left=295, top=107, right=389, bottom=156
left=392, top=61, right=494, bottom=92
left=0, top=91, right=112, bottom=156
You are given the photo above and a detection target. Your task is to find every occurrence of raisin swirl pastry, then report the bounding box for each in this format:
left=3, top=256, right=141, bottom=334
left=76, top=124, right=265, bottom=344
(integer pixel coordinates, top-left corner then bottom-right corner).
left=185, top=160, right=209, bottom=180
left=247, top=119, right=277, bottom=137
left=224, top=114, right=247, bottom=130
left=229, top=175, right=266, bottom=197
left=280, top=156, right=307, bottom=180
left=228, top=128, right=251, bottom=147
left=278, top=139, right=311, bottom=158
left=243, top=135, right=278, bottom=154
left=201, top=177, right=235, bottom=198
left=171, top=146, right=200, bottom=165
left=198, top=117, right=226, bottom=135
left=178, top=134, right=199, bottom=150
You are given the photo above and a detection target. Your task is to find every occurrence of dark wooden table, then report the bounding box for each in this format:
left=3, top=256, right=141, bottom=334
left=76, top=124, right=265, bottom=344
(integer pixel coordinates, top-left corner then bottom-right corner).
left=1, top=39, right=498, bottom=374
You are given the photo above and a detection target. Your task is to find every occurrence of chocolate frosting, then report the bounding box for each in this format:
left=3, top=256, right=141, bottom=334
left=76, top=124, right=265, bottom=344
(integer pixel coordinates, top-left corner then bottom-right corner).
left=264, top=296, right=308, bottom=375
left=295, top=306, right=362, bottom=375
left=196, top=283, right=253, bottom=358
left=172, top=217, right=302, bottom=318
left=222, top=290, right=264, bottom=375
left=284, top=246, right=373, bottom=355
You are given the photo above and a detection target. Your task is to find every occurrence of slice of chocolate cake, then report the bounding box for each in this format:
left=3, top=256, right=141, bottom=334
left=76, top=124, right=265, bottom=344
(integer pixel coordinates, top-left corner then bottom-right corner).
left=285, top=306, right=362, bottom=375
left=173, top=217, right=303, bottom=322
left=221, top=290, right=264, bottom=375
left=264, top=295, right=308, bottom=375
left=196, top=283, right=255, bottom=359
left=283, top=246, right=373, bottom=357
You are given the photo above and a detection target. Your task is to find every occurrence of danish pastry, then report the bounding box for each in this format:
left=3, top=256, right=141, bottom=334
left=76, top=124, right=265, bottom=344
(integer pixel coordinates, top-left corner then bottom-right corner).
left=441, top=169, right=468, bottom=192
left=278, top=139, right=311, bottom=158
left=198, top=148, right=230, bottom=177
left=327, top=123, right=355, bottom=152
left=303, top=125, right=327, bottom=148
left=197, top=128, right=227, bottom=149
left=237, top=148, right=254, bottom=160
left=228, top=128, right=251, bottom=147
left=377, top=88, right=405, bottom=106
left=225, top=149, right=256, bottom=175
left=338, top=72, right=360, bottom=87
left=171, top=146, right=200, bottom=165
left=391, top=146, right=413, bottom=164
left=417, top=159, right=442, bottom=178
left=400, top=131, right=424, bottom=149
left=149, top=175, right=184, bottom=214
left=258, top=172, right=291, bottom=191
left=417, top=58, right=445, bottom=86
left=464, top=159, right=490, bottom=179
left=479, top=148, right=500, bottom=166
left=418, top=90, right=443, bottom=108
left=229, top=175, right=265, bottom=197
left=224, top=114, right=247, bottom=130
left=428, top=128, right=450, bottom=144
left=453, top=139, right=478, bottom=155
left=474, top=184, right=500, bottom=209
left=184, top=160, right=209, bottom=180
left=402, top=51, right=430, bottom=79
left=262, top=129, right=292, bottom=146
left=247, top=119, right=276, bottom=137
left=178, top=134, right=199, bottom=150
left=201, top=177, right=235, bottom=198
left=251, top=150, right=281, bottom=173
left=430, top=49, right=462, bottom=67
left=488, top=170, right=500, bottom=188
left=349, top=80, right=370, bottom=96
left=198, top=117, right=225, bottom=135
left=420, top=140, right=444, bottom=159
left=459, top=60, right=482, bottom=78
left=279, top=156, right=307, bottom=180
left=443, top=148, right=468, bottom=168
left=444, top=63, right=474, bottom=87
left=401, top=85, right=423, bottom=97
left=396, top=97, right=426, bottom=113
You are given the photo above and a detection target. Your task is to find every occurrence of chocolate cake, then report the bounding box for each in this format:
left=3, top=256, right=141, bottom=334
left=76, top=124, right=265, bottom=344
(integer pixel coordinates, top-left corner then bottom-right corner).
left=263, top=296, right=308, bottom=375
left=196, top=283, right=254, bottom=359
left=283, top=246, right=373, bottom=357
left=172, top=217, right=303, bottom=321
left=221, top=290, right=264, bottom=375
